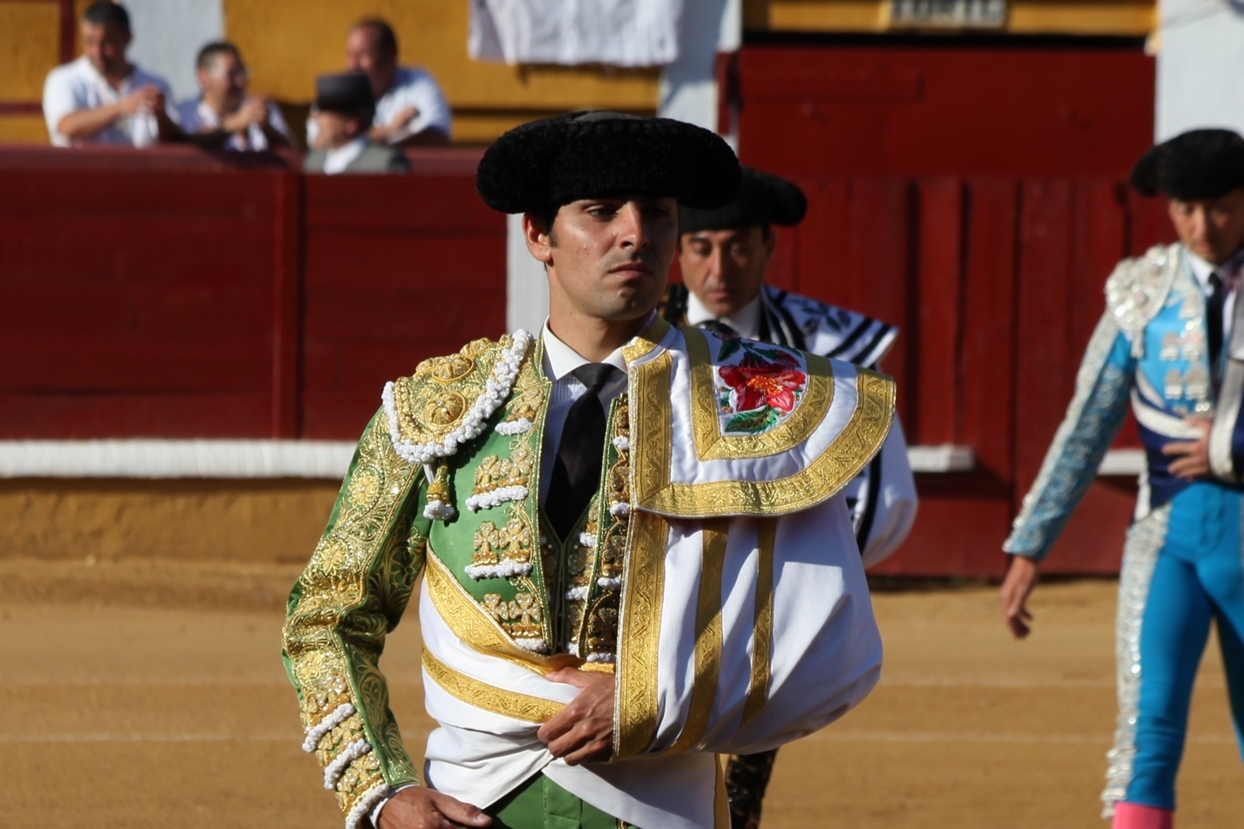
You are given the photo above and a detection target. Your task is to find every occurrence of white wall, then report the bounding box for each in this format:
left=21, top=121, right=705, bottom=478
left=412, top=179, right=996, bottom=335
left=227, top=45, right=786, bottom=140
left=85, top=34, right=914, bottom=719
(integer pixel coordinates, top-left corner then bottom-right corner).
left=1156, top=0, right=1244, bottom=139
left=503, top=0, right=743, bottom=334
left=123, top=0, right=224, bottom=103
left=658, top=0, right=741, bottom=132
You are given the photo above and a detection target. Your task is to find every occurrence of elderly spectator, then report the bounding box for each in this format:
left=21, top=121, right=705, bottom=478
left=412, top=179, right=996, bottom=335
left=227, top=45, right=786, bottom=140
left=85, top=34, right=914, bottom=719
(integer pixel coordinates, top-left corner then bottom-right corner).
left=42, top=1, right=179, bottom=147
left=176, top=42, right=291, bottom=152
left=306, top=18, right=451, bottom=148
left=304, top=73, right=409, bottom=175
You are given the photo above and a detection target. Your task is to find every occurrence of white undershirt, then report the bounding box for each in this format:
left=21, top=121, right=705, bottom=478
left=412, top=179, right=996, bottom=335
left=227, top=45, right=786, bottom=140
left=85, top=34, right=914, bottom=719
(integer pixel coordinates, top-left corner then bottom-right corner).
left=684, top=290, right=763, bottom=340
left=322, top=135, right=369, bottom=175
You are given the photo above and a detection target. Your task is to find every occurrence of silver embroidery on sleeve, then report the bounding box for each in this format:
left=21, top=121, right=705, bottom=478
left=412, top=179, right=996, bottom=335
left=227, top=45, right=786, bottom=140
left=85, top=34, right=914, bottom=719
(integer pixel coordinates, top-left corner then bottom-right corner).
left=1100, top=504, right=1169, bottom=818
left=1004, top=314, right=1132, bottom=558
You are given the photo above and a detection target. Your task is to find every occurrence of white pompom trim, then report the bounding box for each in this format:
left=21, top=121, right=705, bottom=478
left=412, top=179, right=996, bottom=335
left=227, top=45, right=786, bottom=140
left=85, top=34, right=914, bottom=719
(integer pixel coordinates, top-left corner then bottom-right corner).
left=423, top=500, right=457, bottom=520
left=384, top=330, right=533, bottom=464
left=465, top=485, right=529, bottom=512
left=323, top=738, right=372, bottom=790
left=302, top=702, right=355, bottom=753
left=612, top=436, right=630, bottom=452
left=495, top=418, right=533, bottom=435
left=464, top=560, right=533, bottom=580
left=596, top=577, right=622, bottom=590
left=344, top=780, right=391, bottom=829
left=514, top=638, right=549, bottom=653
left=565, top=585, right=590, bottom=601
left=609, top=502, right=631, bottom=517
left=578, top=532, right=597, bottom=548
left=586, top=652, right=616, bottom=664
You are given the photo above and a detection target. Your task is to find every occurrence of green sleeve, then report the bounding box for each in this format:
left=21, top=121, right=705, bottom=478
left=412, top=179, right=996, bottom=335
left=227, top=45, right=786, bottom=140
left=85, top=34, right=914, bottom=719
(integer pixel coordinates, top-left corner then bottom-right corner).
left=281, top=410, right=431, bottom=825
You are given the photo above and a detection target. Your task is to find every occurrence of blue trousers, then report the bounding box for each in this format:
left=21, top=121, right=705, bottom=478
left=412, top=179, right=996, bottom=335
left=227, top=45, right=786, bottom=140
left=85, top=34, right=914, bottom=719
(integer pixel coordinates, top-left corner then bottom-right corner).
left=1111, top=483, right=1244, bottom=811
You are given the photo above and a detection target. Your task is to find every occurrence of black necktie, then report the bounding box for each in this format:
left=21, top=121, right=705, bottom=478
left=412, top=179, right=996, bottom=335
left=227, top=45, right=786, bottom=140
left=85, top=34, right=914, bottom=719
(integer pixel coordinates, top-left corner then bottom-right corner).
left=547, top=364, right=620, bottom=539
left=1208, top=272, right=1227, bottom=376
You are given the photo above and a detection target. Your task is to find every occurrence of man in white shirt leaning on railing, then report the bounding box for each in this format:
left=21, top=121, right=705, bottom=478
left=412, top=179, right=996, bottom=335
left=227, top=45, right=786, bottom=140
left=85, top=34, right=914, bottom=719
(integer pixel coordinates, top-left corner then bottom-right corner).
left=42, top=1, right=180, bottom=148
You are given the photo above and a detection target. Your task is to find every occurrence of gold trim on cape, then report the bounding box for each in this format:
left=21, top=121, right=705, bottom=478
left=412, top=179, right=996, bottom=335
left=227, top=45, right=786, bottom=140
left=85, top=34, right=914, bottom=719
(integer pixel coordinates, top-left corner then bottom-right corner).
left=622, top=315, right=672, bottom=365
left=669, top=518, right=728, bottom=753
left=683, top=327, right=836, bottom=461
left=741, top=518, right=777, bottom=727
left=632, top=367, right=895, bottom=517
left=422, top=648, right=565, bottom=724
left=613, top=510, right=670, bottom=761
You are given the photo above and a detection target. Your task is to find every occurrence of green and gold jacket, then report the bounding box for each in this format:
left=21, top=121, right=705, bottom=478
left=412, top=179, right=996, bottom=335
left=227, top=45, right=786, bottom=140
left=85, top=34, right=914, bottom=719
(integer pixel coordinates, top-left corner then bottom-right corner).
left=282, top=318, right=894, bottom=828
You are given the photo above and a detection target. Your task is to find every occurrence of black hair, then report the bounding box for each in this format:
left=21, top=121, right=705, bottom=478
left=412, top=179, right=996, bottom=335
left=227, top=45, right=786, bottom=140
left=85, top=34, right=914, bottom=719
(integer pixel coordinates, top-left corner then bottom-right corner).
left=526, top=207, right=559, bottom=247
left=354, top=18, right=398, bottom=58
left=83, top=1, right=130, bottom=33
left=196, top=41, right=240, bottom=72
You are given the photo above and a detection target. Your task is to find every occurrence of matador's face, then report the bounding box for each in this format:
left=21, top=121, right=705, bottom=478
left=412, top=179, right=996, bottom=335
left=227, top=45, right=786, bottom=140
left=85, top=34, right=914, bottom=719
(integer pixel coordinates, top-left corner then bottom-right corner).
left=530, top=195, right=677, bottom=325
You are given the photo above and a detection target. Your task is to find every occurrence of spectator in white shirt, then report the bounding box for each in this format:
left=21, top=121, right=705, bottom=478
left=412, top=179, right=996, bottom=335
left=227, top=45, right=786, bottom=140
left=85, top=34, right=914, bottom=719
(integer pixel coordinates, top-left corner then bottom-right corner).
left=176, top=42, right=291, bottom=152
left=306, top=17, right=451, bottom=149
left=42, top=1, right=180, bottom=148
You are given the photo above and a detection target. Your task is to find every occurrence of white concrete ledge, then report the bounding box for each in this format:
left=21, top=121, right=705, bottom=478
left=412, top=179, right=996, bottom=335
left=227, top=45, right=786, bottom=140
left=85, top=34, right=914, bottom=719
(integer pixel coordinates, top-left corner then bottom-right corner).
left=0, top=440, right=357, bottom=479
left=907, top=444, right=976, bottom=473
left=1098, top=449, right=1145, bottom=477
left=0, top=439, right=986, bottom=479
left=0, top=440, right=1151, bottom=480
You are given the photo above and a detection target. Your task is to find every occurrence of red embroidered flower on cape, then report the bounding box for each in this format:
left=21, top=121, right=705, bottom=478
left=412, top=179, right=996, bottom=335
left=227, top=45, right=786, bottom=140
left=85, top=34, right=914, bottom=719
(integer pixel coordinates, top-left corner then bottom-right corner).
left=719, top=354, right=807, bottom=414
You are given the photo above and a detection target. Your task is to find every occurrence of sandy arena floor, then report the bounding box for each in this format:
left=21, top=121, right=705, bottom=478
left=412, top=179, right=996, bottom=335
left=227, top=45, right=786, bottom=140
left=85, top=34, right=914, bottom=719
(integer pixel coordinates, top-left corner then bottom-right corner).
left=1, top=559, right=1240, bottom=828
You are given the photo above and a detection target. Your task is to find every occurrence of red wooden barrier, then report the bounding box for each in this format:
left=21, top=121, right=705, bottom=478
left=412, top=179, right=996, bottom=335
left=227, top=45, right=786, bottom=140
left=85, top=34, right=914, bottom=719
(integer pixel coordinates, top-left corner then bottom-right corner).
left=0, top=145, right=1180, bottom=577
left=0, top=146, right=505, bottom=440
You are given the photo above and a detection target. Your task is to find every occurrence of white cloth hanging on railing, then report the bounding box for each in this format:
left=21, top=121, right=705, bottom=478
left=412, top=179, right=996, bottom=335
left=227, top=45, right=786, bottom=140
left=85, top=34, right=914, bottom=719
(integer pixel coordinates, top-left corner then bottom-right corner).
left=468, top=0, right=682, bottom=67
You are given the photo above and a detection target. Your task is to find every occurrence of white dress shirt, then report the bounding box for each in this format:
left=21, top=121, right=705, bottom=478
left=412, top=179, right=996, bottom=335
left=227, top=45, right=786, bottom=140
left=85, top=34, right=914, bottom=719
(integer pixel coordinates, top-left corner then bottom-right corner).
left=42, top=56, right=177, bottom=148
left=1187, top=247, right=1244, bottom=356
left=306, top=65, right=452, bottom=145
left=684, top=290, right=763, bottom=339
left=174, top=97, right=290, bottom=151
left=538, top=322, right=630, bottom=501
left=322, top=135, right=369, bottom=175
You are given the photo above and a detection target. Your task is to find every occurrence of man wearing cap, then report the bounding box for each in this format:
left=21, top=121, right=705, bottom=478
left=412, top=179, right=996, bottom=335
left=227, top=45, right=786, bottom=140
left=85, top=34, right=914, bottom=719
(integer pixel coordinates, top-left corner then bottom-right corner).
left=666, top=167, right=917, bottom=828
left=304, top=73, right=409, bottom=175
left=1001, top=129, right=1244, bottom=828
left=283, top=112, right=892, bottom=829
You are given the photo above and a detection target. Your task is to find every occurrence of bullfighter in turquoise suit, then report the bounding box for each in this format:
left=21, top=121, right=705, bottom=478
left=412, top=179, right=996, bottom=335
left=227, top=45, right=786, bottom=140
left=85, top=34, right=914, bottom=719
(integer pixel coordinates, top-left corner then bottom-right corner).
left=1002, top=129, right=1244, bottom=829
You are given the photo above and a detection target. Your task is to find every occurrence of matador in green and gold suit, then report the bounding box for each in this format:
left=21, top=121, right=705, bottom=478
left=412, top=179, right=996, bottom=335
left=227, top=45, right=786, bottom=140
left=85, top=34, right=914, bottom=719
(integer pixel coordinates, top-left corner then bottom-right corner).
left=283, top=112, right=894, bottom=829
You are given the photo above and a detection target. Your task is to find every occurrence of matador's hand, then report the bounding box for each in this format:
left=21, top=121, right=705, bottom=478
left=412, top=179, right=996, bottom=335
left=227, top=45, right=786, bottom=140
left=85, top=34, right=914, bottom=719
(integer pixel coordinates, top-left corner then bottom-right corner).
left=1163, top=417, right=1212, bottom=480
left=1000, top=554, right=1039, bottom=639
left=376, top=786, right=491, bottom=829
left=538, top=668, right=615, bottom=765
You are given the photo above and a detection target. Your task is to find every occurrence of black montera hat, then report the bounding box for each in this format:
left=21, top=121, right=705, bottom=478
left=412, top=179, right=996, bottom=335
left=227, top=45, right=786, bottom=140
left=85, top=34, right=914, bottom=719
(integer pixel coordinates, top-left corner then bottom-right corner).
left=1131, top=128, right=1244, bottom=201
left=678, top=166, right=807, bottom=233
left=476, top=111, right=741, bottom=214
left=315, top=72, right=374, bottom=113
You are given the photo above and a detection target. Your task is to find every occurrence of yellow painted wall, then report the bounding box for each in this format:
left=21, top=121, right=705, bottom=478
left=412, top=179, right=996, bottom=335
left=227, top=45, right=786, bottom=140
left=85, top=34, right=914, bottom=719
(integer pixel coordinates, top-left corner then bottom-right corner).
left=223, top=0, right=660, bottom=144
left=0, top=3, right=59, bottom=101
left=0, top=0, right=659, bottom=145
left=744, top=0, right=1157, bottom=36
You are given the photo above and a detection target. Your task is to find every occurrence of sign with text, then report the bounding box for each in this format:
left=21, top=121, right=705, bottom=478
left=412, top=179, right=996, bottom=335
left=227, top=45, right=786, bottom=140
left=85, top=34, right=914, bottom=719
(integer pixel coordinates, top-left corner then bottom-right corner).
left=889, top=0, right=1007, bottom=28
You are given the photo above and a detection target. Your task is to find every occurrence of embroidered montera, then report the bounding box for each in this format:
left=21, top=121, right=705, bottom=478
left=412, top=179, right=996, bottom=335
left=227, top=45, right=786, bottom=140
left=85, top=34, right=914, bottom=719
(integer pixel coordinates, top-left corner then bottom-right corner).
left=712, top=334, right=809, bottom=436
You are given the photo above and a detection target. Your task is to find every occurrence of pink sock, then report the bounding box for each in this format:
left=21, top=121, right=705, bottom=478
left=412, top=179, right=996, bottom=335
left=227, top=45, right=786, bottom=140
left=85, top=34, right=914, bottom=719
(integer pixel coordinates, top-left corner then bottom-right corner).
left=1112, top=802, right=1173, bottom=829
